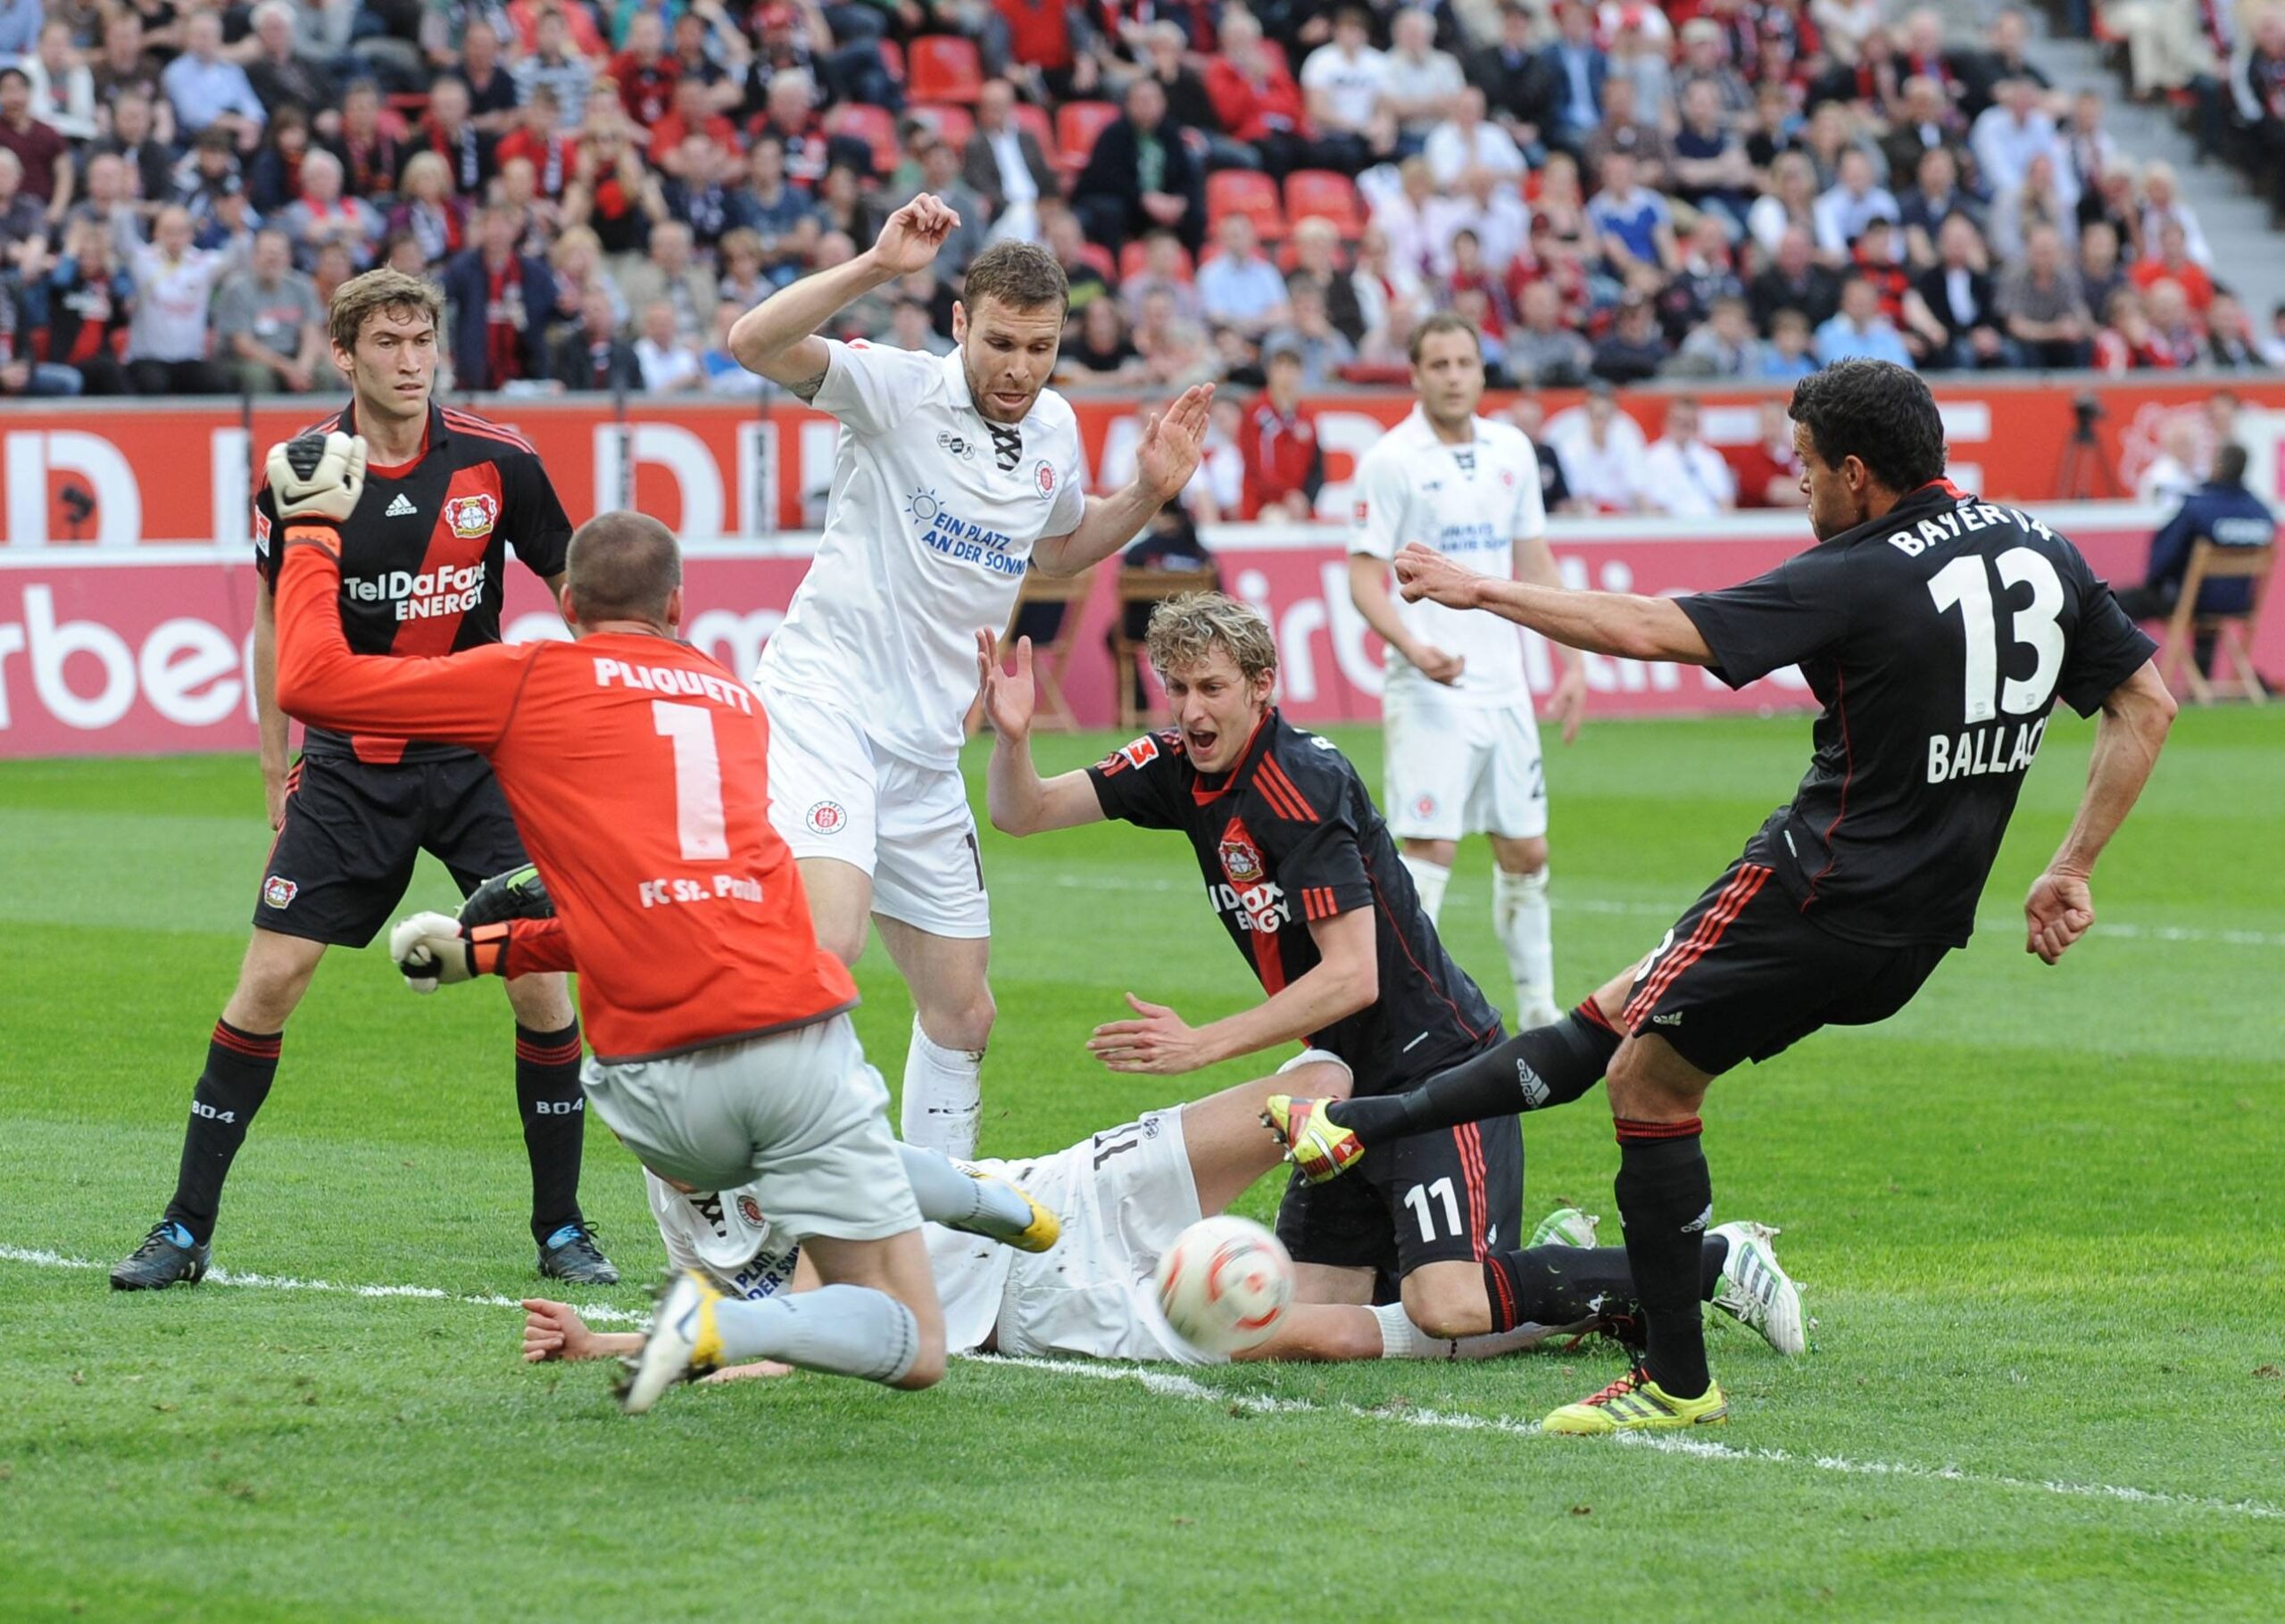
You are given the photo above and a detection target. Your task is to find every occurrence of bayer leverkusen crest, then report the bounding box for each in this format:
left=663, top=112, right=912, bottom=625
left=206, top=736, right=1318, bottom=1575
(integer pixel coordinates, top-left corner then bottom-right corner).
left=1218, top=826, right=1264, bottom=885
left=445, top=493, right=498, bottom=540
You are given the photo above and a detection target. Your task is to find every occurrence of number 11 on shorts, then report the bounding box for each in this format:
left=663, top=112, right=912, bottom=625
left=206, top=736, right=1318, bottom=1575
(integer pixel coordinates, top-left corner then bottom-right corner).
left=1403, top=1177, right=1463, bottom=1242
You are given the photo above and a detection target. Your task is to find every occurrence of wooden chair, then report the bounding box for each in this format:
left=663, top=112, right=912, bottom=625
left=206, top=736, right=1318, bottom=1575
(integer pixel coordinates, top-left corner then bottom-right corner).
left=968, top=567, right=1097, bottom=736
left=1109, top=567, right=1221, bottom=733
left=2158, top=540, right=2274, bottom=704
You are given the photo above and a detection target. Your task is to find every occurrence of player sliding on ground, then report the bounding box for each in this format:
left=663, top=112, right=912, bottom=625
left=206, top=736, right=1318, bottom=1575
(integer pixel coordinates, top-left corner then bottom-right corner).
left=260, top=435, right=951, bottom=1413
left=516, top=1060, right=1804, bottom=1373
left=727, top=194, right=1210, bottom=1159
left=972, top=594, right=1801, bottom=1355
left=1267, top=360, right=2176, bottom=1433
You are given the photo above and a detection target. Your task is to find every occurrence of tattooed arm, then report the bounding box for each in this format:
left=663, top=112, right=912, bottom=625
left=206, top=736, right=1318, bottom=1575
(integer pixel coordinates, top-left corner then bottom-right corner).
left=727, top=195, right=960, bottom=398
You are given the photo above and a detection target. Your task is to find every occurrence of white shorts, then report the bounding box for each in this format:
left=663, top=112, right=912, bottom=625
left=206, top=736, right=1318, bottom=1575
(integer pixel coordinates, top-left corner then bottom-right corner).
left=985, top=1108, right=1211, bottom=1364
left=1383, top=689, right=1547, bottom=843
left=757, top=681, right=990, bottom=939
left=579, top=1015, right=921, bottom=1244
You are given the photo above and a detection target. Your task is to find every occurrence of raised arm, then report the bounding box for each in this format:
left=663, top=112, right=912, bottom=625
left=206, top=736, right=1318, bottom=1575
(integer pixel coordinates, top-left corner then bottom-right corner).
left=1030, top=385, right=1214, bottom=576
left=978, top=631, right=1109, bottom=835
left=1394, top=541, right=1714, bottom=664
left=727, top=194, right=960, bottom=395
left=2024, top=660, right=2176, bottom=965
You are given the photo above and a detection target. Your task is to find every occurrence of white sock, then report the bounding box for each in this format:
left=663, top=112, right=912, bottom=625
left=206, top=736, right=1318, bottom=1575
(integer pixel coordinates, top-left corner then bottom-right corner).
left=901, top=1015, right=982, bottom=1160
left=1494, top=866, right=1555, bottom=1023
left=1400, top=854, right=1452, bottom=925
left=1369, top=1301, right=1578, bottom=1361
left=713, top=1285, right=920, bottom=1384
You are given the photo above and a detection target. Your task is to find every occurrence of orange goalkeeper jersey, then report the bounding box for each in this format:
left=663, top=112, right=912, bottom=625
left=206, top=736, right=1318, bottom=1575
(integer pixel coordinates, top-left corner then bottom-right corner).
left=273, top=523, right=857, bottom=1063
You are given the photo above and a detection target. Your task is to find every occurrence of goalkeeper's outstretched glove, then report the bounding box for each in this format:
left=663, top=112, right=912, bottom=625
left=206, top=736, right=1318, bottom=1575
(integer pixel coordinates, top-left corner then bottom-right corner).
left=458, top=864, right=555, bottom=928
left=265, top=431, right=370, bottom=528
left=388, top=911, right=511, bottom=993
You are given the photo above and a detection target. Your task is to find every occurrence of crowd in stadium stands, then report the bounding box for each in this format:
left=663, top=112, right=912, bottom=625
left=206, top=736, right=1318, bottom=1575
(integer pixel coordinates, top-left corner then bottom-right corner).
left=3, top=1, right=2283, bottom=513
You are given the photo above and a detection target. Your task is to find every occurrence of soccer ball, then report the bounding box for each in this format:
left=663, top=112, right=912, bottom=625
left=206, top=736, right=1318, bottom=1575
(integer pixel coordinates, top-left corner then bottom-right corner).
left=1153, top=1215, right=1293, bottom=1355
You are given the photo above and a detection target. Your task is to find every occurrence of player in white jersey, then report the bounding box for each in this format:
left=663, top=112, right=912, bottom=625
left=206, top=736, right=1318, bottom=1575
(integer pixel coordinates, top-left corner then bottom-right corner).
left=727, top=195, right=1211, bottom=1159
left=1346, top=313, right=1588, bottom=1029
left=520, top=1053, right=1802, bottom=1373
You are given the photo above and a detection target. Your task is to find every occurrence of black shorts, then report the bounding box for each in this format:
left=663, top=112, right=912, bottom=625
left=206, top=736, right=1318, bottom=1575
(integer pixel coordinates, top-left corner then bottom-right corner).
left=1620, top=841, right=1953, bottom=1077
left=1275, top=1114, right=1525, bottom=1281
left=254, top=752, right=531, bottom=948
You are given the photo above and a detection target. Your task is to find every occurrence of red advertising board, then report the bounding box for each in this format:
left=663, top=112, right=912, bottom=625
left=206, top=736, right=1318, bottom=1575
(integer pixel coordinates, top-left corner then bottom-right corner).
left=3, top=377, right=2282, bottom=547
left=2, top=505, right=2247, bottom=759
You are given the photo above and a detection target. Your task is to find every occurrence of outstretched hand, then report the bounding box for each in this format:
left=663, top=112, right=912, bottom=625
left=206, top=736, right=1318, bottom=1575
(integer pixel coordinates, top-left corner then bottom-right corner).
left=1134, top=384, right=1216, bottom=503
left=1393, top=542, right=1481, bottom=609
left=2023, top=869, right=2094, bottom=965
left=1087, top=992, right=1215, bottom=1075
left=872, top=194, right=961, bottom=276
left=976, top=629, right=1037, bottom=742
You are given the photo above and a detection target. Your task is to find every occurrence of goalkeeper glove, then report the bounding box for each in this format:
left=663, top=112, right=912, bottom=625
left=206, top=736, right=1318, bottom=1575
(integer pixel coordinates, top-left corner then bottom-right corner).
left=457, top=864, right=555, bottom=928
left=264, top=431, right=370, bottom=528
left=388, top=911, right=511, bottom=993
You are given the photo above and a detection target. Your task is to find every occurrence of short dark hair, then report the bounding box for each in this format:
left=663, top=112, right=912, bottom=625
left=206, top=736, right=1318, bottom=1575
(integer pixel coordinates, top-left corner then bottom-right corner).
left=1408, top=310, right=1477, bottom=364
left=2215, top=442, right=2250, bottom=485
left=566, top=511, right=683, bottom=624
left=962, top=239, right=1069, bottom=317
left=1787, top=360, right=1945, bottom=493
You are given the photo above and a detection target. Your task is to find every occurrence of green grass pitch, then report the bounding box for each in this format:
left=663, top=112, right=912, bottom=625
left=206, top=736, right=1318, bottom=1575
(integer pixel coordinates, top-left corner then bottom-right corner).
left=2, top=709, right=2281, bottom=1620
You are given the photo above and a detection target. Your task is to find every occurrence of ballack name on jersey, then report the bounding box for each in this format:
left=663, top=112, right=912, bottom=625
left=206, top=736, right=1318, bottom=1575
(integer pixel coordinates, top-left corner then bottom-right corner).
left=345, top=563, right=486, bottom=620
left=1927, top=715, right=2048, bottom=783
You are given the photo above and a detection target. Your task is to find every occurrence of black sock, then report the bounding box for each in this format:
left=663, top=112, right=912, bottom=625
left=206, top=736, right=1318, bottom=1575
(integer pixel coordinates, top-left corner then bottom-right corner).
left=164, top=1019, right=283, bottom=1245
left=1478, top=1235, right=1732, bottom=1336
left=1614, top=1119, right=1715, bottom=1397
left=515, top=1022, right=586, bottom=1245
left=1330, top=1002, right=1622, bottom=1145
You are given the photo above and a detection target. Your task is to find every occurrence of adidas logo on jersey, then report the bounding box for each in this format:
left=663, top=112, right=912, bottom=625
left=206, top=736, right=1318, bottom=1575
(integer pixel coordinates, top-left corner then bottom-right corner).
left=385, top=494, right=418, bottom=517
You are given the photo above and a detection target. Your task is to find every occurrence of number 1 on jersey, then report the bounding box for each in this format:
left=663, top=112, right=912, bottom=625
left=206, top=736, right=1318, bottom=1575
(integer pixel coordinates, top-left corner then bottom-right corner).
left=1926, top=547, right=2065, bottom=725
left=652, top=700, right=729, bottom=861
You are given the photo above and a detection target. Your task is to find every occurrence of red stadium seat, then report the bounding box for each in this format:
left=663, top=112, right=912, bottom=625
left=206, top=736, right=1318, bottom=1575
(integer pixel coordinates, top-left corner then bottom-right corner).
left=1055, top=101, right=1119, bottom=170
left=1207, top=169, right=1286, bottom=236
left=1077, top=243, right=1116, bottom=280
left=911, top=102, right=976, bottom=150
left=877, top=37, right=905, bottom=83
left=1012, top=100, right=1057, bottom=162
left=1283, top=170, right=1363, bottom=236
left=824, top=103, right=900, bottom=177
left=1118, top=237, right=1193, bottom=282
left=908, top=35, right=985, bottom=104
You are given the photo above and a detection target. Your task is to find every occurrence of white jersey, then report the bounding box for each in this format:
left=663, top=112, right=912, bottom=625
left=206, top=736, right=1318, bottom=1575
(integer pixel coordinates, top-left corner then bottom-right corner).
left=1350, top=407, right=1545, bottom=708
left=755, top=339, right=1089, bottom=769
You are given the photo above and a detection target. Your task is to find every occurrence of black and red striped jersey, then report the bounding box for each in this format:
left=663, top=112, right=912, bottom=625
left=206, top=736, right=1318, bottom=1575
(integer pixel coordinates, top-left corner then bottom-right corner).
left=254, top=401, right=571, bottom=765
left=1086, top=709, right=1502, bottom=1091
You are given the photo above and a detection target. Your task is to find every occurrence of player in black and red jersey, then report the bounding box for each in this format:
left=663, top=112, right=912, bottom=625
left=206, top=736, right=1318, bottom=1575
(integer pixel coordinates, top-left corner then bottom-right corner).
left=1267, top=360, right=2177, bottom=1434
left=982, top=592, right=1625, bottom=1348
left=111, top=269, right=617, bottom=1290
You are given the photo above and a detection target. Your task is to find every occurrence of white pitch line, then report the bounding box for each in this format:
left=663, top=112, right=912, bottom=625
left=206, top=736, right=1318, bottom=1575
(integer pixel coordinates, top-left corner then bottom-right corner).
left=12, top=1244, right=2281, bottom=1525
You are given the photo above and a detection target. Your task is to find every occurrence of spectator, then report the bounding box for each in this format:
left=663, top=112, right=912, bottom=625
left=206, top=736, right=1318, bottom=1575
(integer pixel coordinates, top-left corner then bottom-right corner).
left=1758, top=307, right=1817, bottom=379
left=730, top=135, right=822, bottom=281
left=1507, top=278, right=1591, bottom=385
left=1880, top=75, right=1968, bottom=190
left=1816, top=271, right=1913, bottom=365
left=562, top=109, right=669, bottom=256
left=2131, top=218, right=2216, bottom=316
left=1061, top=294, right=1140, bottom=379
left=498, top=89, right=577, bottom=202
left=2139, top=162, right=2212, bottom=269
left=195, top=183, right=262, bottom=261
left=2115, top=443, right=2276, bottom=674
left=172, top=129, right=246, bottom=227
left=1986, top=150, right=2075, bottom=266
left=1286, top=217, right=1365, bottom=345
left=2093, top=286, right=2183, bottom=377
left=893, top=142, right=987, bottom=273
left=65, top=153, right=145, bottom=263
left=550, top=279, right=641, bottom=392
left=1350, top=221, right=1421, bottom=348
left=1813, top=148, right=1900, bottom=260
left=1550, top=382, right=1649, bottom=512
left=702, top=301, right=761, bottom=393
left=1899, top=145, right=1979, bottom=266
left=1425, top=165, right=1529, bottom=277
left=245, top=106, right=312, bottom=217
left=459, top=20, right=522, bottom=136
left=1970, top=79, right=2068, bottom=209
left=495, top=158, right=561, bottom=260
left=662, top=133, right=738, bottom=250
left=214, top=226, right=327, bottom=394
left=633, top=296, right=702, bottom=392
left=2134, top=413, right=2204, bottom=508
left=1673, top=18, right=1749, bottom=120
left=1591, top=289, right=1670, bottom=383
left=1642, top=396, right=1738, bottom=518
left=512, top=7, right=596, bottom=124
left=1725, top=396, right=1809, bottom=509
left=1582, top=77, right=1671, bottom=194
left=1816, top=0, right=1887, bottom=66
left=1505, top=395, right=1576, bottom=515
left=617, top=218, right=719, bottom=343
left=1660, top=213, right=1746, bottom=343
left=440, top=203, right=554, bottom=389
left=1240, top=345, right=1324, bottom=520
left=1134, top=22, right=1220, bottom=153
left=1667, top=293, right=1759, bottom=379
left=389, top=152, right=469, bottom=267
left=1202, top=10, right=1319, bottom=180
left=1381, top=8, right=1466, bottom=153
left=1260, top=278, right=1357, bottom=388
left=1997, top=223, right=2093, bottom=368
left=1119, top=229, right=1202, bottom=326
left=0, top=275, right=82, bottom=398
left=1043, top=206, right=1110, bottom=311
left=1913, top=213, right=2008, bottom=369
left=714, top=226, right=773, bottom=307
left=650, top=76, right=739, bottom=179
left=124, top=204, right=235, bottom=394
left=1073, top=76, right=1199, bottom=254
left=1299, top=7, right=1392, bottom=172
left=0, top=66, right=70, bottom=222
left=96, top=90, right=176, bottom=217
left=327, top=81, right=406, bottom=203
left=245, top=1, right=334, bottom=121
left=1958, top=6, right=2053, bottom=120
left=1750, top=227, right=1840, bottom=331
left=963, top=79, right=1055, bottom=244
left=1747, top=151, right=1821, bottom=261
left=405, top=76, right=497, bottom=200
left=1668, top=79, right=1751, bottom=233
left=1534, top=0, right=1608, bottom=156
left=21, top=21, right=97, bottom=144
left=278, top=148, right=384, bottom=272
left=615, top=10, right=680, bottom=129
left=91, top=13, right=170, bottom=139
left=2206, top=292, right=2265, bottom=370
left=1425, top=87, right=1526, bottom=188
left=2143, top=278, right=2204, bottom=368
left=162, top=12, right=267, bottom=153
left=310, top=240, right=356, bottom=310
left=1469, top=2, right=1545, bottom=150
left=42, top=216, right=137, bottom=394
left=1132, top=285, right=1213, bottom=389
left=1587, top=150, right=1678, bottom=279
left=548, top=224, right=620, bottom=328
left=1198, top=211, right=1289, bottom=339
left=2078, top=218, right=2128, bottom=327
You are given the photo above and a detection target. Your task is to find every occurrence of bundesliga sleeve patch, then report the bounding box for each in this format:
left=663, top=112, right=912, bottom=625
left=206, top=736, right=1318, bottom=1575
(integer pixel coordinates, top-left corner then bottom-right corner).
left=1096, top=734, right=1160, bottom=775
